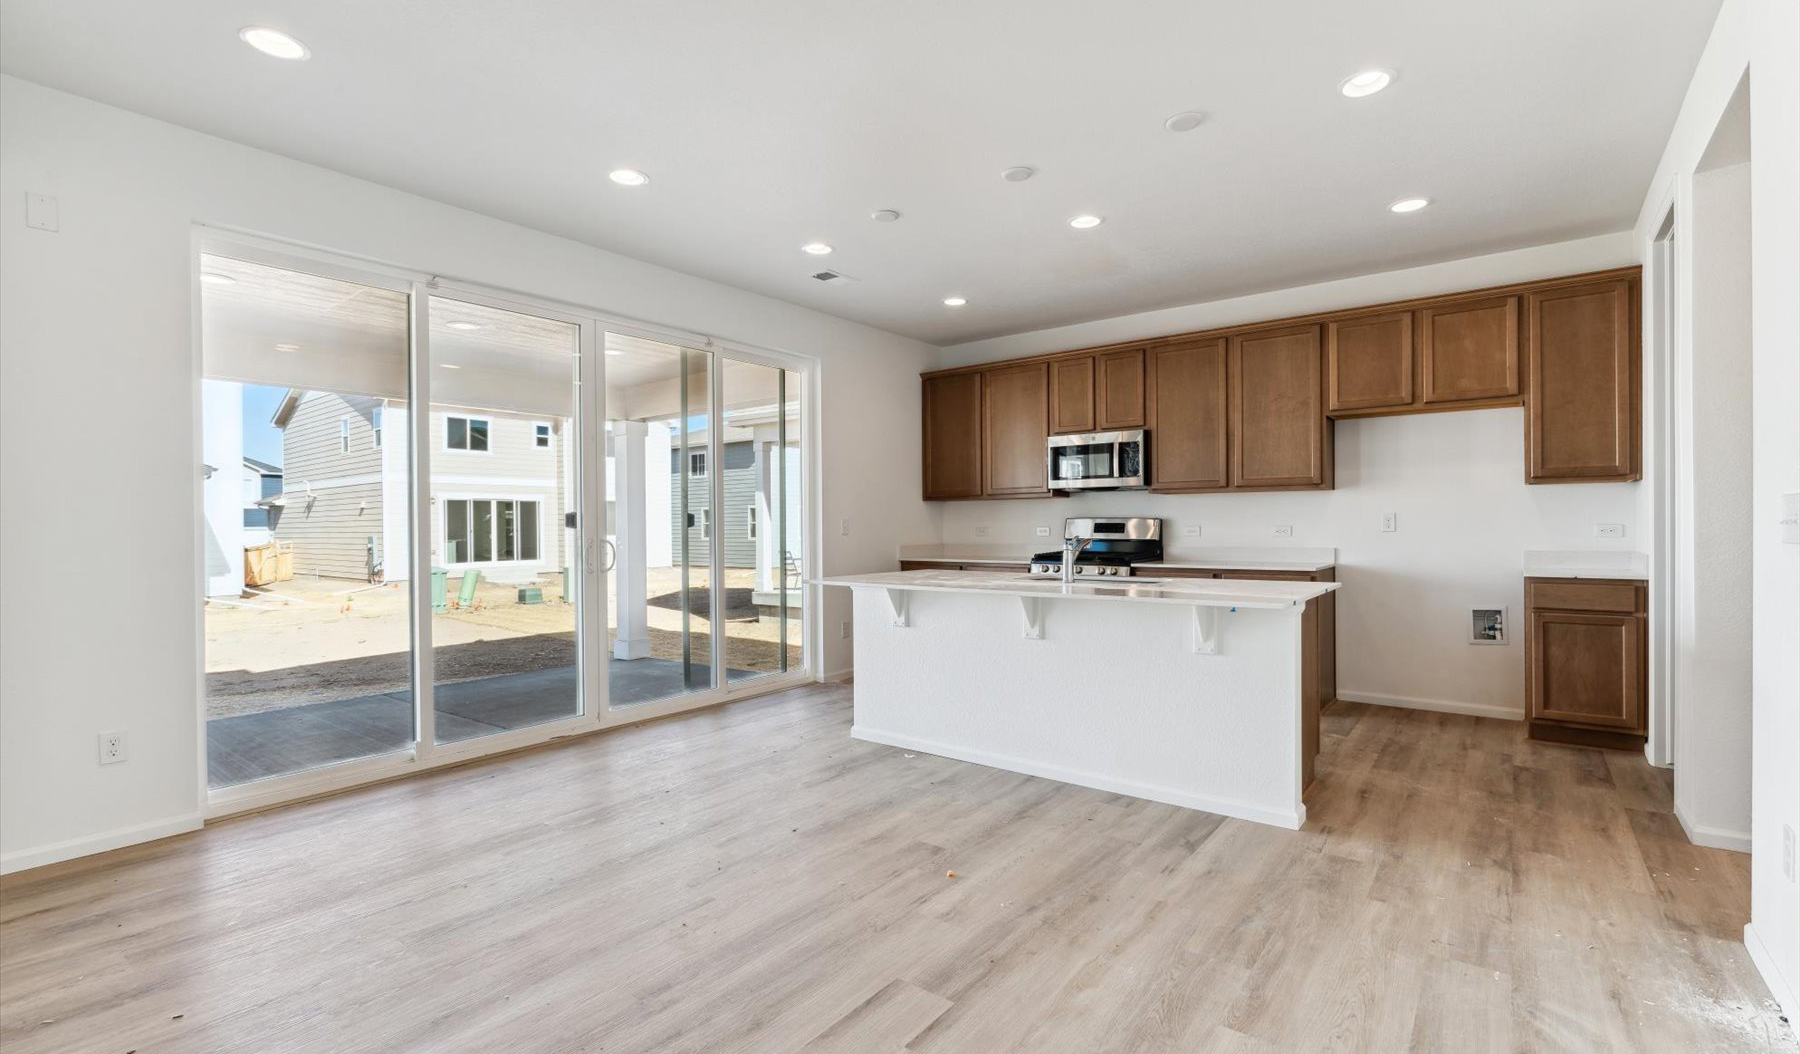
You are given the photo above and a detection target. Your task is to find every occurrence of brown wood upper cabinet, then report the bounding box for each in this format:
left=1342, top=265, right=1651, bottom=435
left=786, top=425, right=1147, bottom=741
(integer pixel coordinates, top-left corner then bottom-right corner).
left=1420, top=295, right=1520, bottom=405
left=1326, top=311, right=1413, bottom=413
left=1095, top=348, right=1146, bottom=430
left=1147, top=339, right=1228, bottom=490
left=1526, top=278, right=1638, bottom=482
left=1230, top=325, right=1329, bottom=489
left=1048, top=356, right=1096, bottom=434
left=921, top=372, right=982, bottom=500
left=982, top=361, right=1051, bottom=496
left=1049, top=349, right=1145, bottom=434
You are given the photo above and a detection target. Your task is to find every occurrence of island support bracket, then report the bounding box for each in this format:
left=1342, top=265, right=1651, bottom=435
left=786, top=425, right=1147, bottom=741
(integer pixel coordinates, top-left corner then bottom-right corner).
left=884, top=588, right=910, bottom=627
left=1019, top=596, right=1045, bottom=640
left=1191, top=606, right=1222, bottom=655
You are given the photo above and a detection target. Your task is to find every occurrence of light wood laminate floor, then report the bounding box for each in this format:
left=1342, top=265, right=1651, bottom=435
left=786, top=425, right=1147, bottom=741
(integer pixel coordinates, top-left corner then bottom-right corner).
left=2, top=686, right=1791, bottom=1053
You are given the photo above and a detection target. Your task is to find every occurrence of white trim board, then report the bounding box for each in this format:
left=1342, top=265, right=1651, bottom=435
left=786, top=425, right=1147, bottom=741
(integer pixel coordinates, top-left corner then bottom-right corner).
left=1335, top=690, right=1524, bottom=722
left=852, top=725, right=1306, bottom=830
left=1675, top=803, right=1752, bottom=854
left=1746, top=922, right=1800, bottom=1042
left=0, top=813, right=203, bottom=876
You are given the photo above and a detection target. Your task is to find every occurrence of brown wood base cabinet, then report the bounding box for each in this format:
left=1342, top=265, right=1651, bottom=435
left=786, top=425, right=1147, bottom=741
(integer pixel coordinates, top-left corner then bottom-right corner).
left=1525, top=577, right=1647, bottom=749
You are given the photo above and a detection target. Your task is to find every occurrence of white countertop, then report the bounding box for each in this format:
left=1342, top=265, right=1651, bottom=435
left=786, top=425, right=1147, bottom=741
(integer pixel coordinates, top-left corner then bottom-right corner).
left=1523, top=549, right=1650, bottom=581
left=897, top=544, right=1337, bottom=573
left=819, top=569, right=1339, bottom=609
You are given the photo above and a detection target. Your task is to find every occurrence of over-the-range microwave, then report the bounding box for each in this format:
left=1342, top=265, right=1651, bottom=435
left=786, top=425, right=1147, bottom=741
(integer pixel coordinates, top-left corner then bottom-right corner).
left=1046, top=429, right=1148, bottom=490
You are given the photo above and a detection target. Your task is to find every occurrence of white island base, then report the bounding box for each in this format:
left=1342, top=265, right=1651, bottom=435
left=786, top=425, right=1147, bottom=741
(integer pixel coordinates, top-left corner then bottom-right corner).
left=825, top=572, right=1338, bottom=830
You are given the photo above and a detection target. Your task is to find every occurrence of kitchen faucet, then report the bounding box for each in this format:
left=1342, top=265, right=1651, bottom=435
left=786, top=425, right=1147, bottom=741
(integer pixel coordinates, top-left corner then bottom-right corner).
left=1061, top=533, right=1093, bottom=585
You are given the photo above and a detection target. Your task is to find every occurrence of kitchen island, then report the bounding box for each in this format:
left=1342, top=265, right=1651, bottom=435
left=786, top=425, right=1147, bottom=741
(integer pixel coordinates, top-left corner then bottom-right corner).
left=819, top=569, right=1340, bottom=829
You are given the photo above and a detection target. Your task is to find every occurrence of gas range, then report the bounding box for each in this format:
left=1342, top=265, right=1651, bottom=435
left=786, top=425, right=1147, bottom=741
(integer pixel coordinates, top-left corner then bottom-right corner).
left=1028, top=516, right=1163, bottom=579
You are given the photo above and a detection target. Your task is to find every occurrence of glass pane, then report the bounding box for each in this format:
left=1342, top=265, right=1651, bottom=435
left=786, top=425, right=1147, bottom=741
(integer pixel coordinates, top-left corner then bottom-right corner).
left=429, top=296, right=582, bottom=743
left=198, top=253, right=413, bottom=789
left=604, top=333, right=719, bottom=707
left=448, top=417, right=467, bottom=449
left=720, top=359, right=804, bottom=681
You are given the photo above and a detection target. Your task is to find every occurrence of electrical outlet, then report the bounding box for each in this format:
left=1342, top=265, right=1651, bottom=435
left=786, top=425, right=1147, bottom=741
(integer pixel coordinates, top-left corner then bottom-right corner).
left=839, top=621, right=851, bottom=640
left=1182, top=525, right=1201, bottom=538
left=98, top=732, right=126, bottom=765
left=1594, top=523, right=1625, bottom=539
left=1035, top=526, right=1050, bottom=537
left=839, top=517, right=850, bottom=536
left=1382, top=513, right=1398, bottom=533
left=976, top=526, right=990, bottom=537
left=1784, top=824, right=1795, bottom=882
left=1273, top=525, right=1293, bottom=539
left=26, top=193, right=59, bottom=232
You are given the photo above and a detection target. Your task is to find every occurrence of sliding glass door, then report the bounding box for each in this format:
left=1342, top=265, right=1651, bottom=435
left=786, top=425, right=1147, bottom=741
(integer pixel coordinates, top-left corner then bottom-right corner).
left=425, top=295, right=589, bottom=745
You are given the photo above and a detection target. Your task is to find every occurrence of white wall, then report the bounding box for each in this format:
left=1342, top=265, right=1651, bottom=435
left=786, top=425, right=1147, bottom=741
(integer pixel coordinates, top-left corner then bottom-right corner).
left=1634, top=0, right=1800, bottom=1027
left=1675, top=159, right=1753, bottom=847
left=936, top=236, right=1644, bottom=719
left=0, top=76, right=939, bottom=871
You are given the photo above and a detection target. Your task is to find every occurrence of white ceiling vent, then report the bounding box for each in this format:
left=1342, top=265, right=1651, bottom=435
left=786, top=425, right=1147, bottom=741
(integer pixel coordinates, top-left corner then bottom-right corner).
left=810, top=269, right=856, bottom=285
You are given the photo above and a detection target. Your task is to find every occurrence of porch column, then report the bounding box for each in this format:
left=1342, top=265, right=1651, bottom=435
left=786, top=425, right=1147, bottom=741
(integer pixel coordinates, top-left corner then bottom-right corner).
left=613, top=419, right=652, bottom=660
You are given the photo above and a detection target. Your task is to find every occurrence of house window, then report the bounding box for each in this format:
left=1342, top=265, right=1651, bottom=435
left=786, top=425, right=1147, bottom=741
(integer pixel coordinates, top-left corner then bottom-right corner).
left=444, top=498, right=541, bottom=564
left=534, top=423, right=551, bottom=449
left=689, top=450, right=707, bottom=476
left=339, top=417, right=350, bottom=453
left=698, top=507, right=712, bottom=541
left=372, top=406, right=383, bottom=449
left=243, top=508, right=270, bottom=529
left=747, top=504, right=758, bottom=540
left=446, top=416, right=490, bottom=452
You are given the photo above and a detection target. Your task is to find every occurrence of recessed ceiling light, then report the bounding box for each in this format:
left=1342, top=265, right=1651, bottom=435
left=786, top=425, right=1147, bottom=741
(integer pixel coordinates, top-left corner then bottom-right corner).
left=274, top=343, right=300, bottom=352
left=1340, top=69, right=1393, bottom=98
left=239, top=27, right=310, bottom=60
left=440, top=363, right=462, bottom=370
left=870, top=209, right=901, bottom=223
left=801, top=242, right=834, bottom=255
left=444, top=320, right=481, bottom=331
left=200, top=272, right=235, bottom=286
left=1002, top=166, right=1035, bottom=183
left=943, top=297, right=968, bottom=307
left=1164, top=111, right=1206, bottom=133
left=1069, top=214, right=1104, bottom=229
left=608, top=168, right=649, bottom=187
left=1389, top=197, right=1430, bottom=213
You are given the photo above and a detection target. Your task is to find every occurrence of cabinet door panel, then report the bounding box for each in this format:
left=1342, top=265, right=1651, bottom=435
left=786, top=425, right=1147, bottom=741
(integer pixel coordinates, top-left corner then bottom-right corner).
left=1327, top=311, right=1413, bottom=412
left=1421, top=295, right=1519, bottom=404
left=1230, top=325, right=1327, bottom=488
left=1147, top=339, right=1227, bottom=490
left=1529, top=610, right=1642, bottom=729
left=1096, top=348, right=1147, bottom=430
left=1526, top=279, right=1637, bottom=481
left=1049, top=356, right=1096, bottom=435
left=921, top=373, right=983, bottom=499
left=982, top=362, right=1050, bottom=496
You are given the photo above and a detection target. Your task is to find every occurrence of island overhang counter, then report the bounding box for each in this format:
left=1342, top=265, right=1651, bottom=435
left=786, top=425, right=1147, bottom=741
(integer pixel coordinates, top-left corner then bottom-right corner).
left=819, top=570, right=1341, bottom=829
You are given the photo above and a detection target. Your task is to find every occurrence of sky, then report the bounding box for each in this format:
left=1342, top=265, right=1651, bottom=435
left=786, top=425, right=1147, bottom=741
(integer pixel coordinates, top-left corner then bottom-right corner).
left=242, top=384, right=287, bottom=467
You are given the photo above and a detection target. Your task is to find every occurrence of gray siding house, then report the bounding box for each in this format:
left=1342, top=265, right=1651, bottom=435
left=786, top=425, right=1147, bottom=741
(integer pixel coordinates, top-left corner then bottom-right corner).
left=670, top=440, right=758, bottom=568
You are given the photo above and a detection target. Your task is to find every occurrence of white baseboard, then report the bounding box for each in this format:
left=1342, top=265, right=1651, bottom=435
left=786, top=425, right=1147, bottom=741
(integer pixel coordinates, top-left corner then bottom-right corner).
left=1745, top=922, right=1799, bottom=1040
left=1674, top=803, right=1752, bottom=853
left=1336, top=690, right=1524, bottom=722
left=851, top=724, right=1304, bottom=831
left=0, top=813, right=203, bottom=876
left=821, top=666, right=854, bottom=683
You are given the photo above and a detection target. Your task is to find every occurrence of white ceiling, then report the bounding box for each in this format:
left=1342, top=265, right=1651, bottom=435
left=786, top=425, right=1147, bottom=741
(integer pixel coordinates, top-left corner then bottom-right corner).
left=1, top=1, right=1718, bottom=345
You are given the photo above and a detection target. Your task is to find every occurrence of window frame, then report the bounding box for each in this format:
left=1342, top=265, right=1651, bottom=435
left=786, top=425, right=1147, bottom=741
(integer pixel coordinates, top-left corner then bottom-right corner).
left=339, top=416, right=351, bottom=454
left=444, top=414, right=493, bottom=454
left=439, top=493, right=547, bottom=567
left=688, top=449, right=707, bottom=476
left=372, top=405, right=383, bottom=449
left=746, top=503, right=758, bottom=541
left=533, top=422, right=552, bottom=449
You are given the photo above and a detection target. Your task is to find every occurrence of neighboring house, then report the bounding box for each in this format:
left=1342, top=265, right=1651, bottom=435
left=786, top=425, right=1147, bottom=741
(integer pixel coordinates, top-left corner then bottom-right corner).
left=241, top=456, right=282, bottom=547
left=669, top=439, right=758, bottom=568
left=269, top=390, right=571, bottom=582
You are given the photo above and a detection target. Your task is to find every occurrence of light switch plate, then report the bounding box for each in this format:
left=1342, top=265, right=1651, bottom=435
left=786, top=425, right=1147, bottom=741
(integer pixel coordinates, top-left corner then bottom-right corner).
left=26, top=192, right=58, bottom=232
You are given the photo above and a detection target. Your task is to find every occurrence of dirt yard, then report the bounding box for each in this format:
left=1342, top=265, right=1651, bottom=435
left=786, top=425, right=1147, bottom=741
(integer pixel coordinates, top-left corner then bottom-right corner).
left=205, top=567, right=801, bottom=719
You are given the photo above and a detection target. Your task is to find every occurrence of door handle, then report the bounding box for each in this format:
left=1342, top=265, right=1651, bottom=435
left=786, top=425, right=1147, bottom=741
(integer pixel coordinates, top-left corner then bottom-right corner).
left=600, top=538, right=617, bottom=572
